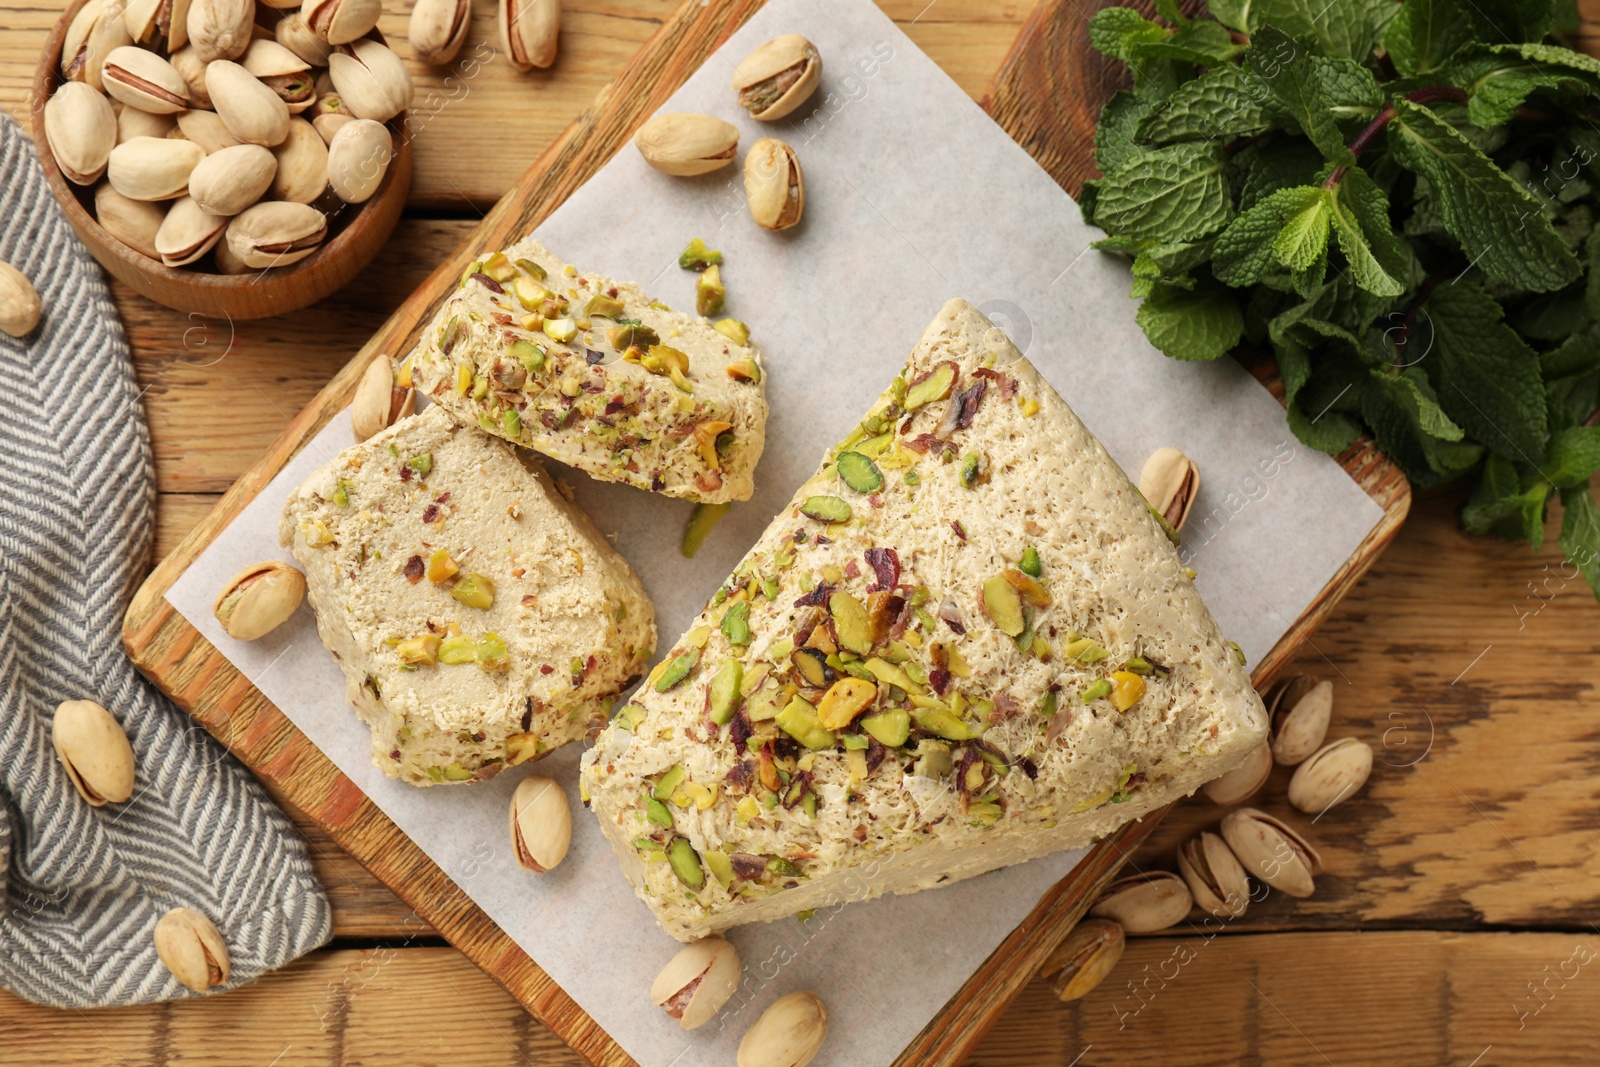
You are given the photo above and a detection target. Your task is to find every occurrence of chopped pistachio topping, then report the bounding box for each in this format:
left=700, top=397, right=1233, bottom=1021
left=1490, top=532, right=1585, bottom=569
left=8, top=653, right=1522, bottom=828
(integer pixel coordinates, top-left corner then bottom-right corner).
left=678, top=238, right=723, bottom=271
left=451, top=573, right=496, bottom=610
left=799, top=495, right=852, bottom=523
left=695, top=264, right=725, bottom=317
left=836, top=451, right=884, bottom=493
left=682, top=502, right=730, bottom=559
left=1082, top=679, right=1113, bottom=703
left=714, top=318, right=751, bottom=346
left=667, top=836, right=704, bottom=889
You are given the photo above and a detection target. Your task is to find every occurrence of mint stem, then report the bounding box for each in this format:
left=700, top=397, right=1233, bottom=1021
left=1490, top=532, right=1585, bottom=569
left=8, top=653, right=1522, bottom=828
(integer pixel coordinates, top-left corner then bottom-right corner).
left=1323, top=85, right=1470, bottom=188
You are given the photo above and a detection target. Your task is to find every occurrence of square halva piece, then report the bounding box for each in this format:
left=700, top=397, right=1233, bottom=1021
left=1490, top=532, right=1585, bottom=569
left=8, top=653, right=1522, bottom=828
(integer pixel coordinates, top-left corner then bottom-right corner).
left=581, top=299, right=1268, bottom=939
left=403, top=238, right=768, bottom=504
left=281, top=405, right=656, bottom=786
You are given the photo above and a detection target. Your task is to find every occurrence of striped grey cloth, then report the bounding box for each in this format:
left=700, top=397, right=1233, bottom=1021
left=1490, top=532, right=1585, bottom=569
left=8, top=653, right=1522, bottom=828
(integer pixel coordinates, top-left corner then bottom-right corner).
left=0, top=117, right=330, bottom=1007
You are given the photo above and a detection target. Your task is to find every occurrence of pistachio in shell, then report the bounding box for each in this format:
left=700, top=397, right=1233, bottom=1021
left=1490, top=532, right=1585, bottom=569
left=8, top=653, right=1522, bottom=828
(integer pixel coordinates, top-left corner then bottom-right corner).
left=213, top=559, right=306, bottom=639
left=242, top=38, right=317, bottom=114
left=737, top=991, right=828, bottom=1067
left=1201, top=739, right=1272, bottom=806
left=177, top=108, right=243, bottom=154
left=154, top=194, right=227, bottom=266
left=123, top=0, right=191, bottom=52
left=166, top=45, right=213, bottom=107
left=1039, top=917, right=1124, bottom=1002
left=650, top=937, right=741, bottom=1030
left=351, top=354, right=415, bottom=441
left=310, top=92, right=353, bottom=143
left=498, top=0, right=559, bottom=71
left=1178, top=830, right=1251, bottom=919
left=1220, top=807, right=1322, bottom=898
left=186, top=0, right=253, bottom=61
left=304, top=0, right=383, bottom=45
left=95, top=182, right=167, bottom=258
left=410, top=0, right=470, bottom=65
left=44, top=82, right=117, bottom=185
left=328, top=39, right=414, bottom=123
left=52, top=699, right=136, bottom=806
left=634, top=112, right=738, bottom=177
left=102, top=45, right=191, bottom=115
left=1088, top=870, right=1192, bottom=933
left=743, top=137, right=804, bottom=231
left=1267, top=675, right=1334, bottom=765
left=325, top=117, right=391, bottom=204
left=275, top=11, right=333, bottom=67
left=731, top=34, right=822, bottom=121
left=1288, top=737, right=1373, bottom=815
left=1138, top=446, right=1199, bottom=534
left=271, top=118, right=330, bottom=203
left=213, top=234, right=252, bottom=274
left=153, top=907, right=230, bottom=992
left=117, top=103, right=178, bottom=143
left=207, top=60, right=292, bottom=147
left=0, top=261, right=40, bottom=338
left=509, top=775, right=571, bottom=870
left=107, top=135, right=205, bottom=200
left=62, top=0, right=134, bottom=93
left=187, top=142, right=278, bottom=216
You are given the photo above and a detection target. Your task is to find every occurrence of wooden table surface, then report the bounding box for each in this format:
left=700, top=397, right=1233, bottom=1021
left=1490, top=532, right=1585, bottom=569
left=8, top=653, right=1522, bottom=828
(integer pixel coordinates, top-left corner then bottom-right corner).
left=5, top=2, right=1600, bottom=1064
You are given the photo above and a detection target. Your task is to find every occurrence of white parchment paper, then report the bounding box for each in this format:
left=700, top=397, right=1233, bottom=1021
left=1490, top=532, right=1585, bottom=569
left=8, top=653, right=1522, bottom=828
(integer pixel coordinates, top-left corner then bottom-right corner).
left=165, top=1, right=1385, bottom=1062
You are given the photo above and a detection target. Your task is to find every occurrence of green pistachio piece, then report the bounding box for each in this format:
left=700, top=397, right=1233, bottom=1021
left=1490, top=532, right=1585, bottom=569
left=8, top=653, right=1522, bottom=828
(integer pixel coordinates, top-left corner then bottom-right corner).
left=474, top=633, right=509, bottom=672
left=904, top=361, right=957, bottom=410
left=543, top=317, right=578, bottom=343
left=799, top=495, right=852, bottom=523
left=1124, top=655, right=1154, bottom=675
left=959, top=452, right=982, bottom=488
left=913, top=739, right=953, bottom=777
left=720, top=600, right=752, bottom=646
left=458, top=261, right=484, bottom=287
left=682, top=502, right=730, bottom=559
left=585, top=294, right=627, bottom=319
left=836, top=451, right=883, bottom=493
left=776, top=696, right=837, bottom=750
left=509, top=339, right=546, bottom=373
left=828, top=591, right=874, bottom=655
left=840, top=732, right=871, bottom=750
left=982, top=573, right=1026, bottom=637
left=513, top=257, right=547, bottom=281
left=678, top=238, right=723, bottom=271
left=667, top=836, right=704, bottom=889
left=708, top=658, right=743, bottom=725
left=1082, top=679, right=1113, bottom=703
left=503, top=410, right=521, bottom=436
left=911, top=705, right=981, bottom=741
left=441, top=762, right=475, bottom=781
left=767, top=855, right=803, bottom=878
left=646, top=797, right=675, bottom=828
left=482, top=251, right=517, bottom=282
left=451, top=573, right=496, bottom=610
left=438, top=635, right=476, bottom=664
left=859, top=706, right=910, bottom=747
left=704, top=849, right=735, bottom=888
left=332, top=480, right=351, bottom=507
left=1065, top=637, right=1109, bottom=663
left=791, top=647, right=831, bottom=687
left=653, top=765, right=687, bottom=801
left=615, top=703, right=646, bottom=731
left=695, top=264, right=725, bottom=317
left=854, top=432, right=893, bottom=458
left=407, top=453, right=432, bottom=476
left=714, top=318, right=751, bottom=346
left=654, top=649, right=700, bottom=692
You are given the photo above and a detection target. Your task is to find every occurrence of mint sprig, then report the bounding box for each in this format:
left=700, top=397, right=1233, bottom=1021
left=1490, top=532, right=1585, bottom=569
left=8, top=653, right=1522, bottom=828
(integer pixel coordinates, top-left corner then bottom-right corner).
left=1086, top=0, right=1600, bottom=597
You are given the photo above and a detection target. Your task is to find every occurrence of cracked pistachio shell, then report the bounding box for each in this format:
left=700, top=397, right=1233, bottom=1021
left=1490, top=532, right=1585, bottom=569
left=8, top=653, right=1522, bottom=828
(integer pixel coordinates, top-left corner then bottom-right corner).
left=410, top=0, right=470, bottom=65
left=123, top=0, right=191, bottom=51
left=52, top=699, right=135, bottom=806
left=328, top=39, right=413, bottom=122
left=270, top=118, right=329, bottom=203
left=1178, top=831, right=1251, bottom=919
left=1040, top=918, right=1124, bottom=1002
left=650, top=937, right=741, bottom=1030
left=509, top=776, right=571, bottom=871
left=207, top=60, right=292, bottom=146
left=312, top=102, right=353, bottom=143
left=95, top=182, right=166, bottom=257
left=1138, top=446, right=1199, bottom=534
left=62, top=0, right=134, bottom=92
left=186, top=0, right=253, bottom=61
left=351, top=354, right=415, bottom=441
left=244, top=40, right=318, bottom=113
left=1267, top=675, right=1333, bottom=765
left=107, top=135, right=204, bottom=200
left=304, top=0, right=382, bottom=44
left=1202, top=739, right=1272, bottom=806
left=177, top=108, right=243, bottom=153
left=634, top=112, right=737, bottom=176
left=154, top=194, right=227, bottom=265
left=731, top=34, right=821, bottom=121
left=187, top=142, right=276, bottom=216
left=118, top=101, right=178, bottom=143
left=102, top=45, right=191, bottom=114
left=326, top=117, right=391, bottom=204
left=213, top=559, right=306, bottom=638
left=45, top=82, right=117, bottom=185
left=737, top=991, right=828, bottom=1067
left=154, top=908, right=230, bottom=992
left=1288, top=737, right=1373, bottom=815
left=497, top=0, right=559, bottom=71
left=1221, top=807, right=1322, bottom=899
left=743, top=137, right=803, bottom=231
left=275, top=11, right=332, bottom=66
left=1089, top=870, right=1192, bottom=933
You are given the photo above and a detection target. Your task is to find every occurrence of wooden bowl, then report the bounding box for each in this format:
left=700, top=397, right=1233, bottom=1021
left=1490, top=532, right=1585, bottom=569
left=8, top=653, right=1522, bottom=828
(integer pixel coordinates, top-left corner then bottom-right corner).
left=31, top=0, right=412, bottom=321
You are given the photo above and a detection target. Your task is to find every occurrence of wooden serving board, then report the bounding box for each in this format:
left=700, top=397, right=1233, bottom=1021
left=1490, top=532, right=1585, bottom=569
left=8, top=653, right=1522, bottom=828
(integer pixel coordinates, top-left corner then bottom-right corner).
left=121, top=1, right=1411, bottom=1064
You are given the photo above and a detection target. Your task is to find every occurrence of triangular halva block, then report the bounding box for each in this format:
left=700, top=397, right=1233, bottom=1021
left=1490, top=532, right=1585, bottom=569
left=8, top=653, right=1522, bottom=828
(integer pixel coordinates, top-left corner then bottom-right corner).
left=581, top=299, right=1267, bottom=940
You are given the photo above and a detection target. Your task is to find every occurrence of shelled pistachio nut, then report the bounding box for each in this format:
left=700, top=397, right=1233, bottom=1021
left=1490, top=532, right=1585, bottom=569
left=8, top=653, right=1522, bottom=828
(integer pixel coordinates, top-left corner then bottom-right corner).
left=1040, top=917, right=1124, bottom=1002
left=634, top=112, right=737, bottom=176
left=213, top=560, right=306, bottom=638
left=310, top=92, right=353, bottom=143
left=44, top=82, right=117, bottom=185
left=0, top=261, right=40, bottom=337
left=153, top=907, right=230, bottom=992
left=270, top=118, right=329, bottom=203
left=275, top=11, right=333, bottom=67
left=187, top=142, right=277, bottom=216
left=123, top=0, right=190, bottom=51
left=52, top=699, right=136, bottom=806
left=107, top=135, right=205, bottom=200
left=119, top=106, right=177, bottom=143
left=744, top=137, right=803, bottom=231
left=186, top=0, right=254, bottom=60
left=497, top=0, right=559, bottom=71
left=208, top=60, right=292, bottom=146
left=1221, top=807, right=1321, bottom=898
left=1201, top=740, right=1272, bottom=806
left=737, top=991, right=828, bottom=1067
left=176, top=109, right=242, bottom=154
left=410, top=0, right=470, bottom=65
left=1138, top=447, right=1199, bottom=534
left=304, top=0, right=383, bottom=44
left=62, top=0, right=134, bottom=92
left=731, top=34, right=821, bottom=121
left=509, top=775, right=571, bottom=872
left=95, top=182, right=166, bottom=258
left=1178, top=830, right=1250, bottom=919
left=154, top=194, right=227, bottom=266
left=1288, top=738, right=1373, bottom=814
left=1267, top=675, right=1333, bottom=766
left=1088, top=870, right=1192, bottom=933
left=102, top=45, right=190, bottom=114
left=166, top=45, right=212, bottom=106
left=242, top=39, right=317, bottom=113
left=351, top=353, right=415, bottom=441
left=328, top=39, right=413, bottom=122
left=326, top=117, right=392, bottom=203
left=650, top=937, right=741, bottom=1030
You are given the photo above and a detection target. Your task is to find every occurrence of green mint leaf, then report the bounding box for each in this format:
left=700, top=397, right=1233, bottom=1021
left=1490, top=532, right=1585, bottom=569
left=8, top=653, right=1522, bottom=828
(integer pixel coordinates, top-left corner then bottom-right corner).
left=1214, top=186, right=1337, bottom=286
left=1385, top=0, right=1477, bottom=75
left=1272, top=187, right=1334, bottom=270
left=1288, top=399, right=1364, bottom=452
left=1310, top=57, right=1385, bottom=132
left=1449, top=50, right=1593, bottom=129
left=1154, top=0, right=1189, bottom=25
left=1207, top=0, right=1252, bottom=32
left=1361, top=367, right=1481, bottom=486
left=1231, top=0, right=1396, bottom=60
left=1542, top=324, right=1600, bottom=379
left=1463, top=452, right=1550, bottom=545
left=1245, top=28, right=1352, bottom=163
left=1229, top=136, right=1326, bottom=210
left=1387, top=99, right=1581, bottom=293
left=1093, top=141, right=1233, bottom=242
left=1135, top=279, right=1245, bottom=361
left=1545, top=426, right=1600, bottom=487
left=1127, top=20, right=1241, bottom=65
left=1137, top=64, right=1270, bottom=144
left=1284, top=350, right=1365, bottom=451
left=1329, top=167, right=1410, bottom=296
left=1088, top=8, right=1166, bottom=60
left=1423, top=281, right=1549, bottom=459
left=1558, top=487, right=1600, bottom=599
left=1095, top=91, right=1155, bottom=173
left=1513, top=286, right=1588, bottom=341
left=1491, top=41, right=1600, bottom=78
left=1466, top=0, right=1557, bottom=45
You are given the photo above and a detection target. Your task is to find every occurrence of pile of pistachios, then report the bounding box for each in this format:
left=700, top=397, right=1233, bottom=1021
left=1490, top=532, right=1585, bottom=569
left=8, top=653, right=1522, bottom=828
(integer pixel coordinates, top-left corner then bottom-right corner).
left=1040, top=448, right=1377, bottom=1005
left=46, top=0, right=414, bottom=272
left=634, top=33, right=819, bottom=233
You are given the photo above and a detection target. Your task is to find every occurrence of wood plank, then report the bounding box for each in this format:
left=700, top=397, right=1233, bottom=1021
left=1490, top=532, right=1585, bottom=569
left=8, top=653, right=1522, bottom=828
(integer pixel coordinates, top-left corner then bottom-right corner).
left=5, top=932, right=1597, bottom=1065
